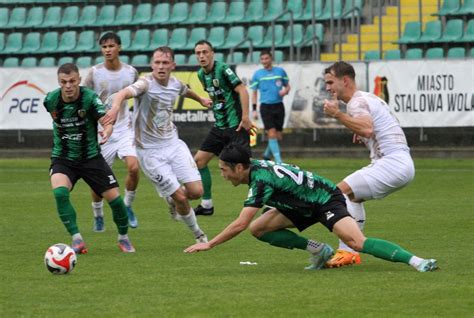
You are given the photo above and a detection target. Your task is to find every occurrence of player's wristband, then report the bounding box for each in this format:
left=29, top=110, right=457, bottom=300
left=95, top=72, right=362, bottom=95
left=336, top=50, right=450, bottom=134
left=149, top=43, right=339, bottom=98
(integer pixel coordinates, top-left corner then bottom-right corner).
left=252, top=103, right=257, bottom=111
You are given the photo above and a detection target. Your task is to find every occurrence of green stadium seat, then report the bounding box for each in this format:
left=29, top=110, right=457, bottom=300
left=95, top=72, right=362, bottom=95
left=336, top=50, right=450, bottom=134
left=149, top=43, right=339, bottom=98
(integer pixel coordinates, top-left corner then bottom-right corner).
left=208, top=26, right=226, bottom=49
left=3, top=57, right=20, bottom=67
left=257, top=24, right=285, bottom=48
left=261, top=0, right=285, bottom=22
left=128, top=29, right=151, bottom=52
left=22, top=7, right=44, bottom=28
left=470, top=48, right=474, bottom=57
left=384, top=49, right=401, bottom=60
left=206, top=2, right=227, bottom=24
left=247, top=25, right=265, bottom=48
left=57, top=56, right=74, bottom=65
left=241, top=0, right=265, bottom=23
left=57, top=6, right=79, bottom=27
left=5, top=7, right=26, bottom=28
left=297, top=0, right=324, bottom=21
left=169, top=28, right=188, bottom=50
left=112, top=4, right=133, bottom=26
left=319, top=0, right=344, bottom=20
left=225, top=1, right=245, bottom=23
left=273, top=50, right=284, bottom=63
left=418, top=20, right=442, bottom=42
left=18, top=32, right=40, bottom=54
left=116, top=29, right=132, bottom=51
left=37, top=31, right=58, bottom=54
left=0, top=8, right=8, bottom=28
left=168, top=2, right=189, bottom=24
left=94, top=55, right=105, bottom=64
left=174, top=54, right=187, bottom=65
left=342, top=0, right=364, bottom=18
left=73, top=30, right=95, bottom=53
left=364, top=50, right=381, bottom=60
left=278, top=24, right=305, bottom=47
left=250, top=50, right=285, bottom=63
left=76, top=56, right=93, bottom=68
left=227, top=51, right=246, bottom=64
left=460, top=19, right=474, bottom=43
left=145, top=3, right=170, bottom=25
left=214, top=52, right=225, bottom=62
left=76, top=5, right=97, bottom=27
left=434, top=19, right=464, bottom=43
left=2, top=32, right=23, bottom=54
left=405, top=48, right=423, bottom=59
left=130, top=3, right=152, bottom=25
left=434, top=0, right=460, bottom=16
left=39, top=6, right=61, bottom=28
left=446, top=47, right=465, bottom=58
left=455, top=0, right=474, bottom=15
left=150, top=29, right=169, bottom=50
left=187, top=53, right=198, bottom=65
left=184, top=27, right=207, bottom=50
left=56, top=31, right=77, bottom=53
left=0, top=33, right=4, bottom=52
left=131, top=54, right=149, bottom=66
left=93, top=5, right=115, bottom=27
left=21, top=57, right=37, bottom=67
left=425, top=47, right=444, bottom=59
left=182, top=2, right=208, bottom=24
left=222, top=26, right=246, bottom=49
left=304, top=24, right=324, bottom=44
left=120, top=55, right=130, bottom=65
left=38, top=57, right=56, bottom=67
left=396, top=21, right=422, bottom=44
left=280, top=0, right=304, bottom=21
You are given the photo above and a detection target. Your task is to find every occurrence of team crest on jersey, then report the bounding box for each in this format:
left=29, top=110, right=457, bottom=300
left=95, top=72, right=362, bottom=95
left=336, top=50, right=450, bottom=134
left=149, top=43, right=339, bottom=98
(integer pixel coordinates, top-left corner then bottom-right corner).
left=77, top=109, right=86, bottom=118
left=212, top=79, right=219, bottom=87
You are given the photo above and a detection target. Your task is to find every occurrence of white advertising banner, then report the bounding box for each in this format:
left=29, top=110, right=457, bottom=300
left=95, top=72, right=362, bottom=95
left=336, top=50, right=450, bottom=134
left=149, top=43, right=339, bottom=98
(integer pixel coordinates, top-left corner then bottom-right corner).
left=369, top=60, right=473, bottom=127
left=0, top=68, right=89, bottom=130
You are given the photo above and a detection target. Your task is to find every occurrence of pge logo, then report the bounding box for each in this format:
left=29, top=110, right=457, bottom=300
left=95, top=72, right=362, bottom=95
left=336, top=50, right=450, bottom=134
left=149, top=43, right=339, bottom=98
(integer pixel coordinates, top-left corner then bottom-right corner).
left=1, top=80, right=46, bottom=113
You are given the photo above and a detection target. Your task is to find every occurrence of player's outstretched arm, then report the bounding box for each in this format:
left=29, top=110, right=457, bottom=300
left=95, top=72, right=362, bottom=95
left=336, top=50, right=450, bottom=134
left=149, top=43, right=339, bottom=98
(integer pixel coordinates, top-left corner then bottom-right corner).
left=102, top=88, right=134, bottom=126
left=185, top=89, right=212, bottom=109
left=184, top=207, right=259, bottom=253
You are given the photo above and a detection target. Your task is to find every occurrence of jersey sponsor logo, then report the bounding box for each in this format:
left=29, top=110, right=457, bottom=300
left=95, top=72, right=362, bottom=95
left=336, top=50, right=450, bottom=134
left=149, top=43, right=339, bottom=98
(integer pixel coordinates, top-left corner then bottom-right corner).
left=61, top=133, right=83, bottom=141
left=325, top=211, right=334, bottom=220
left=108, top=175, right=116, bottom=184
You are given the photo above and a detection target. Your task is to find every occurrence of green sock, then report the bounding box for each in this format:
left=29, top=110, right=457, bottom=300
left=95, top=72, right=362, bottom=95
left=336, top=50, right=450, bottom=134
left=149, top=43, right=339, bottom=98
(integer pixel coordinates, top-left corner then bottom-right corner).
left=258, top=229, right=308, bottom=250
left=361, top=237, right=413, bottom=264
left=108, top=196, right=128, bottom=235
left=52, top=186, right=79, bottom=235
left=199, top=166, right=212, bottom=200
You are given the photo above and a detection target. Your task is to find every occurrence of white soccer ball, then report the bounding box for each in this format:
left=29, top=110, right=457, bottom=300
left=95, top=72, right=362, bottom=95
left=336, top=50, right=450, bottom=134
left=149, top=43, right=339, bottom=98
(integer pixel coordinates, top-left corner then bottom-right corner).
left=44, top=243, right=77, bottom=274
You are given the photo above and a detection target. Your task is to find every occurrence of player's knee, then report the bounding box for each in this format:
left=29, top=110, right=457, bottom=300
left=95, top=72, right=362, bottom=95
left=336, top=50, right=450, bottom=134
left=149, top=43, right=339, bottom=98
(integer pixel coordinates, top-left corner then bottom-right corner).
left=127, top=162, right=140, bottom=176
left=249, top=222, right=264, bottom=238
left=187, top=187, right=203, bottom=200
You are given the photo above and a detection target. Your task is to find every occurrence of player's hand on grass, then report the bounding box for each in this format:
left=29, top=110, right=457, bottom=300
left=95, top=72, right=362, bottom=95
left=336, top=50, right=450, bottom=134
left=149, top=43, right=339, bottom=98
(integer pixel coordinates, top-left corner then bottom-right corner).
left=323, top=92, right=341, bottom=118
left=184, top=242, right=211, bottom=253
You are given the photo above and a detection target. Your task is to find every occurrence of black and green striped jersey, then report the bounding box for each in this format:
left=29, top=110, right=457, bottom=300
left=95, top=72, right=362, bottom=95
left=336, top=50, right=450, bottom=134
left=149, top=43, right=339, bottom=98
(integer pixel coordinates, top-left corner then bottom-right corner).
left=244, top=160, right=337, bottom=216
left=43, top=87, right=106, bottom=161
left=197, top=61, right=242, bottom=129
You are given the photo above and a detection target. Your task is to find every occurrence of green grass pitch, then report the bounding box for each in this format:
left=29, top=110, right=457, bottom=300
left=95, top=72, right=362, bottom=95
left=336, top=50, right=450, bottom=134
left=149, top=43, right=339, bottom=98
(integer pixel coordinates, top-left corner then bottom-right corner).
left=0, top=157, right=473, bottom=317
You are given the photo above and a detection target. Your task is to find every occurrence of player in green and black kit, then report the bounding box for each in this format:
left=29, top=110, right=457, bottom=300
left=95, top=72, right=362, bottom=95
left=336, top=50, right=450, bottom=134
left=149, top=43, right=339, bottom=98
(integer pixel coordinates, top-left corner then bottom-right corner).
left=193, top=40, right=255, bottom=216
left=185, top=143, right=438, bottom=272
left=44, top=63, right=135, bottom=254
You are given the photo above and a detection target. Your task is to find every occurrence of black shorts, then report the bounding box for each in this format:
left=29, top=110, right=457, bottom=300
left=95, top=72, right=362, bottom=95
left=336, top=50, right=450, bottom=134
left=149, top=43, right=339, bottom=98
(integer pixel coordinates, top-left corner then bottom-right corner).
left=280, top=188, right=351, bottom=232
left=49, top=155, right=119, bottom=197
left=260, top=102, right=285, bottom=131
left=200, top=126, right=251, bottom=156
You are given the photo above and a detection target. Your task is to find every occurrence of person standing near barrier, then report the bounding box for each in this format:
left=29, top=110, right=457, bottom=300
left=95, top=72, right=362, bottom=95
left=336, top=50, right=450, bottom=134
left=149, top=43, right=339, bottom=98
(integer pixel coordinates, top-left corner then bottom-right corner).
left=323, top=61, right=415, bottom=268
left=250, top=50, right=290, bottom=164
left=83, top=32, right=140, bottom=231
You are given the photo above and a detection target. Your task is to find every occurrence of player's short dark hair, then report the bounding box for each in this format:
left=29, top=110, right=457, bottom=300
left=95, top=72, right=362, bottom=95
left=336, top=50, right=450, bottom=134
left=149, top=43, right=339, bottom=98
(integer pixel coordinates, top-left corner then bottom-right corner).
left=220, top=143, right=251, bottom=169
left=99, top=32, right=121, bottom=46
left=260, top=50, right=272, bottom=58
left=194, top=39, right=214, bottom=51
left=153, top=46, right=175, bottom=61
left=57, top=63, right=79, bottom=75
left=324, top=61, right=356, bottom=80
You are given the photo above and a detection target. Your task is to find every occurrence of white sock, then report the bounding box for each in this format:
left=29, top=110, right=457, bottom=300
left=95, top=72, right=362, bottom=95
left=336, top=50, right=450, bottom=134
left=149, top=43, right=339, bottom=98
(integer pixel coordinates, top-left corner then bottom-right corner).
left=201, top=199, right=213, bottom=209
left=118, top=234, right=129, bottom=241
left=72, top=233, right=83, bottom=241
left=306, top=239, right=323, bottom=254
left=338, top=194, right=366, bottom=253
left=409, top=256, right=423, bottom=267
left=180, top=208, right=200, bottom=233
left=92, top=201, right=104, bottom=217
left=124, top=190, right=136, bottom=207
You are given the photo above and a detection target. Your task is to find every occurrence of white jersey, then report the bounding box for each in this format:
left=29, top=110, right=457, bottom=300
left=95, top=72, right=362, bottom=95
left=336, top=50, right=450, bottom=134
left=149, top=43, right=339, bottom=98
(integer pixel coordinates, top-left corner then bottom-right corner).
left=83, top=62, right=138, bottom=135
left=127, top=74, right=188, bottom=149
left=348, top=91, right=409, bottom=160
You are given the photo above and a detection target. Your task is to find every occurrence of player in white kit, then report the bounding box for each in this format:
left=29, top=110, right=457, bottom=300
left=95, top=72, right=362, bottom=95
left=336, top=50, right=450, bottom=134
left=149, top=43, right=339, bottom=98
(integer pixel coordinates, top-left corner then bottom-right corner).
left=104, top=46, right=212, bottom=243
left=323, top=61, right=415, bottom=268
left=83, top=32, right=140, bottom=231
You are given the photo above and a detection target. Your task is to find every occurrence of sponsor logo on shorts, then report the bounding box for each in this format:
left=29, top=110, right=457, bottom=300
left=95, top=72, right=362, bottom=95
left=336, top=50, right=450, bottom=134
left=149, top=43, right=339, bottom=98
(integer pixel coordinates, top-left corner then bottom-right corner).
left=325, top=211, right=334, bottom=220
left=108, top=175, right=116, bottom=184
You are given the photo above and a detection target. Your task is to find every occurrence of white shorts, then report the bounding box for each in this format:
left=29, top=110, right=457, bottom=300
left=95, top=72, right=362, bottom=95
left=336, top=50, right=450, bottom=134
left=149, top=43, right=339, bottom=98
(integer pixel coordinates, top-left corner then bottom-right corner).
left=100, top=129, right=137, bottom=167
left=137, top=139, right=201, bottom=197
left=344, top=152, right=415, bottom=200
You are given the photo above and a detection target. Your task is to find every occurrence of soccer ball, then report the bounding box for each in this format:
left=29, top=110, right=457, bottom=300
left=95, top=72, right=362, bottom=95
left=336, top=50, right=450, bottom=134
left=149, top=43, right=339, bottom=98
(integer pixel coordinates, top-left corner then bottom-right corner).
left=44, top=243, right=77, bottom=274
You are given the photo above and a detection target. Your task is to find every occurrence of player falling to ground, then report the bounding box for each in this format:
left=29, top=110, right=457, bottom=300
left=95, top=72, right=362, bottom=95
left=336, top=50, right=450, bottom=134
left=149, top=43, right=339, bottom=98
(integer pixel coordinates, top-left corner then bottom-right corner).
left=83, top=32, right=140, bottom=231
left=323, top=61, right=415, bottom=268
left=184, top=143, right=437, bottom=272
left=250, top=50, right=291, bottom=164
left=44, top=63, right=135, bottom=254
left=104, top=46, right=211, bottom=243
left=192, top=40, right=255, bottom=216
